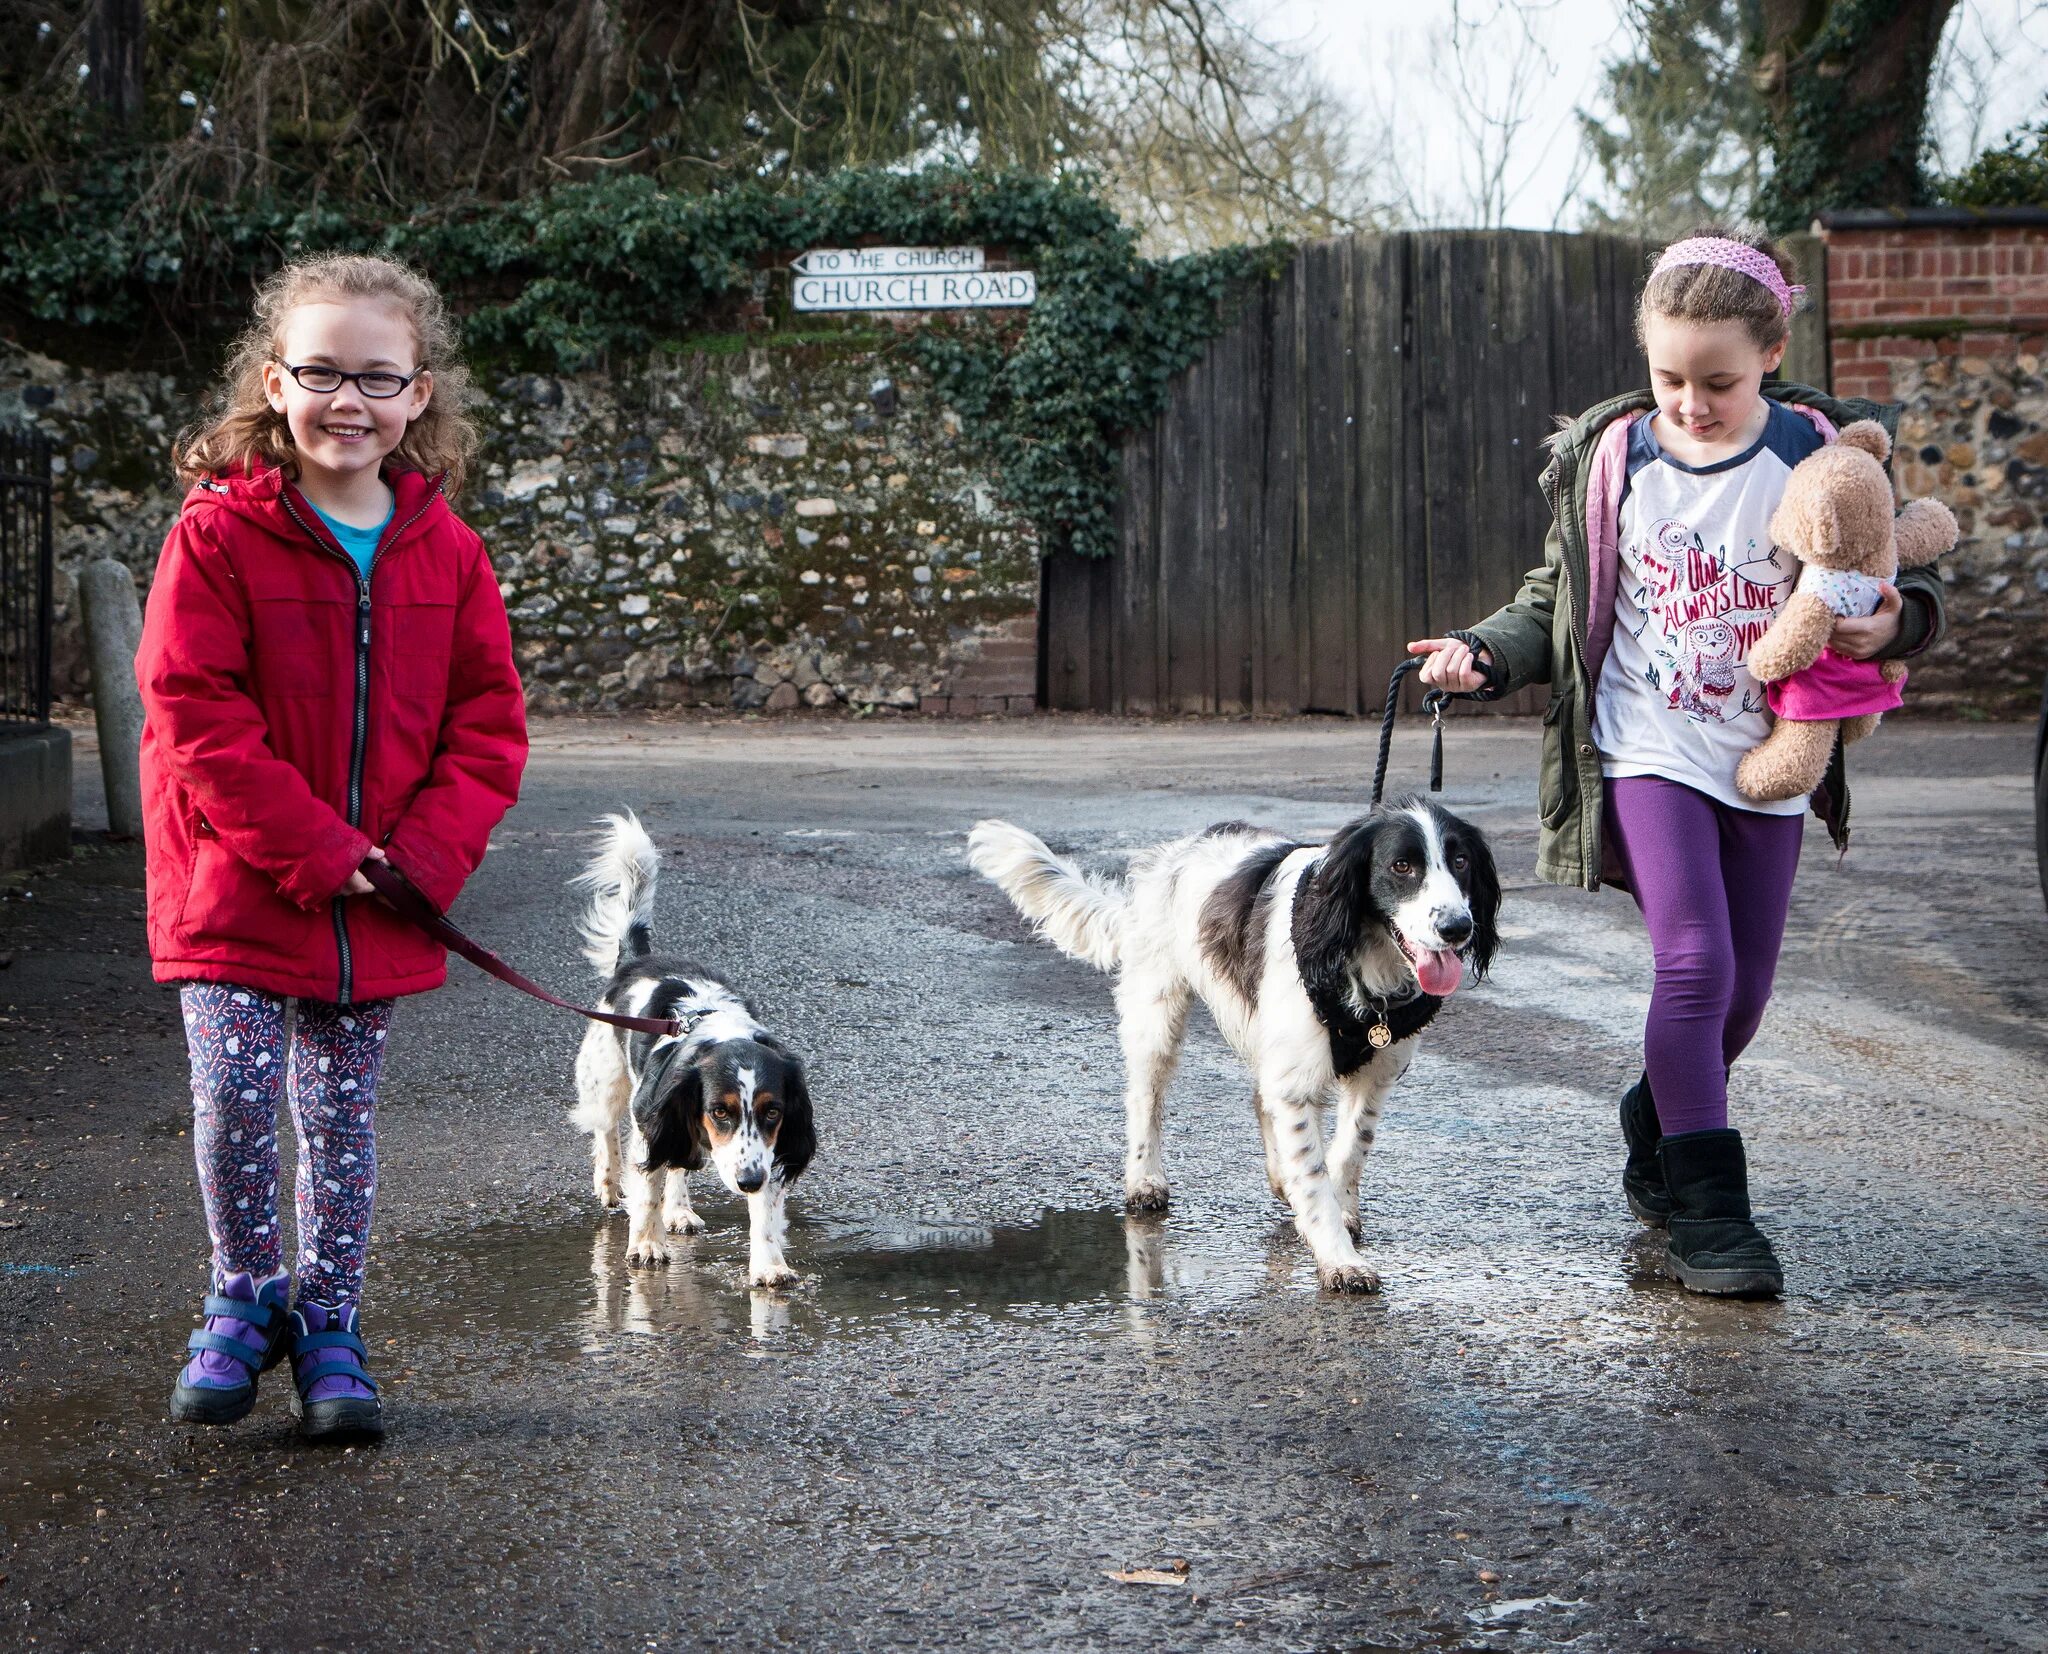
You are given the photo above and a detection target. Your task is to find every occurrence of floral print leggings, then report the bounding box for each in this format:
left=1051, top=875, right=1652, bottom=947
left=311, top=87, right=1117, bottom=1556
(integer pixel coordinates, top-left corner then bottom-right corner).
left=180, top=983, right=393, bottom=1308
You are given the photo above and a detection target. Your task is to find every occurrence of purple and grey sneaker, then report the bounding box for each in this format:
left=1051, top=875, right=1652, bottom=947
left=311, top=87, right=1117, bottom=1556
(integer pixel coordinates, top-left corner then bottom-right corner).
left=168, top=1269, right=291, bottom=1425
left=288, top=1301, right=384, bottom=1442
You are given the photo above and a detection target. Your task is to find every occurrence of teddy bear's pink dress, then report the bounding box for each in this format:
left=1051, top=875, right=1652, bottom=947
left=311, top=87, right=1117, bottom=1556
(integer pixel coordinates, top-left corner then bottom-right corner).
left=1764, top=566, right=1905, bottom=721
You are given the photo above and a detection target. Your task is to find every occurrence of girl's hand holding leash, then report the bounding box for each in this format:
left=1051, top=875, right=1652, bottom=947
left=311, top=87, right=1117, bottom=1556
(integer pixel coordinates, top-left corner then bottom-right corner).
left=341, top=845, right=389, bottom=898
left=1825, top=581, right=1902, bottom=660
left=1406, top=637, right=1494, bottom=694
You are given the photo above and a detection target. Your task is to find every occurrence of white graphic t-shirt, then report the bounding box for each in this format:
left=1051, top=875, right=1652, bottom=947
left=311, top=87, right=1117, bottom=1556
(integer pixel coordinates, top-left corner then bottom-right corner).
left=1591, top=402, right=1823, bottom=815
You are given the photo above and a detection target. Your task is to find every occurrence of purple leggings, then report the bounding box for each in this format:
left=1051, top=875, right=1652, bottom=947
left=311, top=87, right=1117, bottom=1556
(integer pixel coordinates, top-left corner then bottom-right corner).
left=1604, top=777, right=1804, bottom=1136
left=180, top=983, right=392, bottom=1307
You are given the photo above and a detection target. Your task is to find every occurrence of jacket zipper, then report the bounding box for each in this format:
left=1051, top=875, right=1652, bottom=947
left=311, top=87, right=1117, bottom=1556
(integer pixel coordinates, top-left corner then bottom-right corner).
left=278, top=479, right=445, bottom=1004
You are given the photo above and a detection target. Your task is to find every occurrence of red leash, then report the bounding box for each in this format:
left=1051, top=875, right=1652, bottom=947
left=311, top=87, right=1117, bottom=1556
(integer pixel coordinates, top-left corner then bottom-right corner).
left=359, top=860, right=682, bottom=1038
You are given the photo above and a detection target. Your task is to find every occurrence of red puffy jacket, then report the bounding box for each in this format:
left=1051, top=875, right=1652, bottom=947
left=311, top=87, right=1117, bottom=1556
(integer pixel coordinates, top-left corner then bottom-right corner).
left=136, top=463, right=527, bottom=1003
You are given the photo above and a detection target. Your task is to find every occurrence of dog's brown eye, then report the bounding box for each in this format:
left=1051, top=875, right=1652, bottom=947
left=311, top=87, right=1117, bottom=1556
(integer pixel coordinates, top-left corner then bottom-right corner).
left=1392, top=859, right=1415, bottom=876
left=1452, top=855, right=1468, bottom=871
left=759, top=1108, right=780, bottom=1127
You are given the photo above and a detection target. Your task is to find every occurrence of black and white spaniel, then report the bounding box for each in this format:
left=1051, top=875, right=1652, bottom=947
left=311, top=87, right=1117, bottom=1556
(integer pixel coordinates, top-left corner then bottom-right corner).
left=569, top=813, right=815, bottom=1287
left=968, top=800, right=1499, bottom=1293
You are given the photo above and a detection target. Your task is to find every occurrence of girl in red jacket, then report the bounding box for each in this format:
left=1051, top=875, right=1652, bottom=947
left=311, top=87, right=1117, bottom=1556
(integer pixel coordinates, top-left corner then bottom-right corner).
left=138, top=254, right=527, bottom=1440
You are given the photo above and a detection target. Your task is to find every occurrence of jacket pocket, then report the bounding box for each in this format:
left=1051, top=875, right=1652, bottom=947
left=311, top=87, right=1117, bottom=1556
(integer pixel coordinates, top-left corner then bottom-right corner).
left=1538, top=693, right=1575, bottom=830
left=174, top=835, right=313, bottom=954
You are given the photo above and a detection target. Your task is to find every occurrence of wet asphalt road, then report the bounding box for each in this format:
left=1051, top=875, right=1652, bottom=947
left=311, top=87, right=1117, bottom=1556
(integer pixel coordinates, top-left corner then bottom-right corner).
left=2, top=715, right=2043, bottom=1654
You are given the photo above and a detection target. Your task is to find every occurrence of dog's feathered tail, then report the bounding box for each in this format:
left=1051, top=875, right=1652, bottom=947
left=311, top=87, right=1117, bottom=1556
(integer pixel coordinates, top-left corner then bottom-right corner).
left=573, top=811, right=660, bottom=975
left=967, top=820, right=1126, bottom=972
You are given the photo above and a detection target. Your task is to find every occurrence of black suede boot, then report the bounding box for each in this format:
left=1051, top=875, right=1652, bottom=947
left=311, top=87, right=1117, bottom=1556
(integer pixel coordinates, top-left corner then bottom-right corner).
left=1657, top=1129, right=1783, bottom=1298
left=1619, top=1071, right=1673, bottom=1228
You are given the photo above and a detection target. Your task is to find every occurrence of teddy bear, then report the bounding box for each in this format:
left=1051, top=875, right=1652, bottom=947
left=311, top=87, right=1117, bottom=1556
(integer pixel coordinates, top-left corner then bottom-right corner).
left=1736, top=420, right=1956, bottom=803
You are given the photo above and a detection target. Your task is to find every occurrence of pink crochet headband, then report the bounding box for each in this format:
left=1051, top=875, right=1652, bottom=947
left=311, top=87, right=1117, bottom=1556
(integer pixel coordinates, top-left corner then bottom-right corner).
left=1652, top=237, right=1805, bottom=317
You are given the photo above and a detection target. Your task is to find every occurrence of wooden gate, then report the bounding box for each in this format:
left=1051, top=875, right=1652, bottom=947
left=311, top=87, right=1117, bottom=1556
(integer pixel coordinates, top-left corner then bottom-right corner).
left=1040, top=230, right=1661, bottom=715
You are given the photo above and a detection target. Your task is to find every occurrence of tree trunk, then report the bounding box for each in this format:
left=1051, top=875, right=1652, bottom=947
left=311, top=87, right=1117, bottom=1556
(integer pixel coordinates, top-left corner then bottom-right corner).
left=85, top=0, right=146, bottom=124
left=1753, top=0, right=1959, bottom=227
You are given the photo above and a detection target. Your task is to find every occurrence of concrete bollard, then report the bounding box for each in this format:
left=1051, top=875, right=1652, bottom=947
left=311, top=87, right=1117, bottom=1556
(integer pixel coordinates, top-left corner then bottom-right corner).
left=77, top=559, right=146, bottom=839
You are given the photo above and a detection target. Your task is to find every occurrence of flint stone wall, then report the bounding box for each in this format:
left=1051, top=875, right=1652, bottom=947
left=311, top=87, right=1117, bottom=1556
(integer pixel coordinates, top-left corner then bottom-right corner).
left=1888, top=350, right=2048, bottom=713
left=0, top=338, right=1039, bottom=717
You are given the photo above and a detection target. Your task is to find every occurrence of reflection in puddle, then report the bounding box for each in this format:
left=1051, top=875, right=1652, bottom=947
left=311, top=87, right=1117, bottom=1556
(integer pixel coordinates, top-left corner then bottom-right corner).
left=468, top=1203, right=1286, bottom=1359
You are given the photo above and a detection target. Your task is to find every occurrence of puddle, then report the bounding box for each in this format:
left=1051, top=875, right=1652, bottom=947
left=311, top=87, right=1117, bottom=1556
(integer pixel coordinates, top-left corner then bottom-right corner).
left=0, top=1203, right=1284, bottom=1531
left=380, top=1201, right=1286, bottom=1369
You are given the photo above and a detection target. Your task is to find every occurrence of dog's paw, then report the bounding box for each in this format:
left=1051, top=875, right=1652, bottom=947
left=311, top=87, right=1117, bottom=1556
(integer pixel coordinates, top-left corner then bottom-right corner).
left=1124, top=1175, right=1171, bottom=1213
left=1318, top=1260, right=1382, bottom=1295
left=593, top=1169, right=622, bottom=1209
left=663, top=1208, right=708, bottom=1236
left=625, top=1233, right=672, bottom=1268
left=748, top=1260, right=799, bottom=1290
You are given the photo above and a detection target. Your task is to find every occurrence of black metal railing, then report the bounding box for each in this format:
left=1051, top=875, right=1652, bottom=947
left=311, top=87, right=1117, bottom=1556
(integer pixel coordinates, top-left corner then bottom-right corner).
left=0, top=430, right=55, bottom=724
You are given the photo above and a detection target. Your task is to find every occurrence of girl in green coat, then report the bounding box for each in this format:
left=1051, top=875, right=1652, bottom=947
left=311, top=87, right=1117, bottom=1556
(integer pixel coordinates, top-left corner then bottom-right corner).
left=1408, top=228, right=1946, bottom=1300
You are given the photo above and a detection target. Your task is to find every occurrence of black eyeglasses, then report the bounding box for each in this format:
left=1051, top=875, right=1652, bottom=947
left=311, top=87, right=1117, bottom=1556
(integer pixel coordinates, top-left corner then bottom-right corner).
left=272, top=360, right=424, bottom=399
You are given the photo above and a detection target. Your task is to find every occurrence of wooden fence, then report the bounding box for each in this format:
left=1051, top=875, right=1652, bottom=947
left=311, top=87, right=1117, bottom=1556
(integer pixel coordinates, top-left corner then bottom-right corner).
left=1039, top=229, right=1830, bottom=716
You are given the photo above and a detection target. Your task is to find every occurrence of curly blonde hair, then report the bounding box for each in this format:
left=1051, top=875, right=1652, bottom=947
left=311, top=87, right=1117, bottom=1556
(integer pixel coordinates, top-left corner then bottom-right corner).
left=1636, top=224, right=1798, bottom=355
left=175, top=254, right=480, bottom=496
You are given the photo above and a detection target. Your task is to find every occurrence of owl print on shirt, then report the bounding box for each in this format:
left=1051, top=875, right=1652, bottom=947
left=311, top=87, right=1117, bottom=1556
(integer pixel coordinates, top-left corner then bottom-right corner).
left=1626, top=517, right=1788, bottom=725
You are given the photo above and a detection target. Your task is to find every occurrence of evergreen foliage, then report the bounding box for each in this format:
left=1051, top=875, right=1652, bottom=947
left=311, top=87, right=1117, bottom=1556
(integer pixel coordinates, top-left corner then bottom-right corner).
left=0, top=164, right=1283, bottom=558
left=1578, top=0, right=1765, bottom=237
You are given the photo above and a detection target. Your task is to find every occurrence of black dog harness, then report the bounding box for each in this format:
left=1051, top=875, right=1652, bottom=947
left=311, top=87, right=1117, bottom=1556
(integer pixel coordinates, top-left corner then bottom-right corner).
left=1290, top=874, right=1444, bottom=1075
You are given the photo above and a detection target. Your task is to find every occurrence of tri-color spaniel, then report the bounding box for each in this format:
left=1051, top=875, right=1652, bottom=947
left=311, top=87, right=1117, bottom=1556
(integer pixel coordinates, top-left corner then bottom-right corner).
left=969, top=800, right=1498, bottom=1293
left=569, top=813, right=815, bottom=1287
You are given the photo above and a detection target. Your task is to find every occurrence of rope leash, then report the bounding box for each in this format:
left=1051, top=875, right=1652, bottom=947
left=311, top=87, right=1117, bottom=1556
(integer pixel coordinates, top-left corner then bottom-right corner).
left=1370, top=653, right=1497, bottom=808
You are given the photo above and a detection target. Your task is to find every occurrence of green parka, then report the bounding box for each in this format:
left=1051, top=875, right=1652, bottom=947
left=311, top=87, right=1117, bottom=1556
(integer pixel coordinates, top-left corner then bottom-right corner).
left=1462, top=380, right=1948, bottom=892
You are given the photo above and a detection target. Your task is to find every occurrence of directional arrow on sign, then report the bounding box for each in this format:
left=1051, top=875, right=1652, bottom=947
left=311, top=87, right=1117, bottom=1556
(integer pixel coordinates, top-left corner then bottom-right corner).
left=789, top=246, right=987, bottom=277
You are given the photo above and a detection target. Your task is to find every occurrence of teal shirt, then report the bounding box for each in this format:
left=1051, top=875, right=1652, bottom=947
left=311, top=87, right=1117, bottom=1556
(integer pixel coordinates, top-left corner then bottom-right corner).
left=310, top=501, right=393, bottom=581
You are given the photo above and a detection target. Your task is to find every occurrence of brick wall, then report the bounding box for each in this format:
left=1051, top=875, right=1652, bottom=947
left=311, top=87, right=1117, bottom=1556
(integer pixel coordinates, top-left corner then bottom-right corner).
left=920, top=613, right=1037, bottom=716
left=1821, top=215, right=2048, bottom=402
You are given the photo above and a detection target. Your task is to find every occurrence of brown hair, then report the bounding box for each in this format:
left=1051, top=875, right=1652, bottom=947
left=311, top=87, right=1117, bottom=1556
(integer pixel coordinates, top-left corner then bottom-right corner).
left=1636, top=224, right=1797, bottom=354
left=175, top=253, right=480, bottom=496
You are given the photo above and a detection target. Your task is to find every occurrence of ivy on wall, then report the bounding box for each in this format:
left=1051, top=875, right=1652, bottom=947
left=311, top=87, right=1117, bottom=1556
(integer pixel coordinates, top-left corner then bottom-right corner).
left=2, top=168, right=1285, bottom=557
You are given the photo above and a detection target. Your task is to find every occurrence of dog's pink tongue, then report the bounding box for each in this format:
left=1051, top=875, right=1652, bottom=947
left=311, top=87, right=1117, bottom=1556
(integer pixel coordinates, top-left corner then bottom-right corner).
left=1416, top=949, right=1465, bottom=997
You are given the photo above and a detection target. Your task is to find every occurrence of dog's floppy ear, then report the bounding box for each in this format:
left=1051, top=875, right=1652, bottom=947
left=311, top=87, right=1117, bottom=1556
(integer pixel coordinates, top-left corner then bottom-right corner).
left=631, top=1041, right=708, bottom=1171
left=1292, top=815, right=1383, bottom=1001
left=1460, top=824, right=1502, bottom=982
left=772, top=1054, right=817, bottom=1185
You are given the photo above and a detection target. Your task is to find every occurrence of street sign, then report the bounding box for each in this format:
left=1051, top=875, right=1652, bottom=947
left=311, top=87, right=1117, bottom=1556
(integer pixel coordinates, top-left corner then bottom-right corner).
left=792, top=268, right=1037, bottom=313
left=789, top=246, right=985, bottom=276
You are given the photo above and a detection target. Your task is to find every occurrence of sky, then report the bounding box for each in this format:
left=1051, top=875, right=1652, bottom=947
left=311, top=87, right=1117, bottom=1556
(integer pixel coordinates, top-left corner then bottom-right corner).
left=1255, top=0, right=2048, bottom=230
